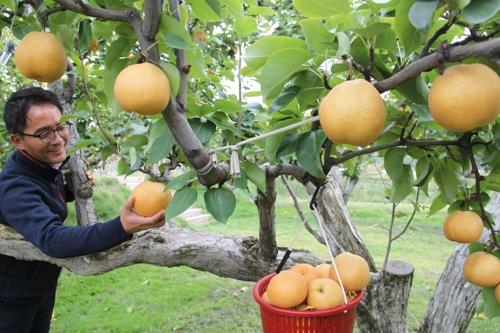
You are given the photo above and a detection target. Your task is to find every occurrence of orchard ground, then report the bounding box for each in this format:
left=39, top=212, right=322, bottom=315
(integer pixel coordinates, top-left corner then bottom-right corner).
left=53, top=168, right=500, bottom=333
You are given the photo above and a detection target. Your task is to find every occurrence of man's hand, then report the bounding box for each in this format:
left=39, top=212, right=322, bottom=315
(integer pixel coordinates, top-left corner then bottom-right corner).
left=120, top=196, right=166, bottom=234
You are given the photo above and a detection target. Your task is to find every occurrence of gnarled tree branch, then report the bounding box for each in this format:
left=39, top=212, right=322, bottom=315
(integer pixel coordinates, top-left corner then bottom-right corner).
left=0, top=225, right=320, bottom=280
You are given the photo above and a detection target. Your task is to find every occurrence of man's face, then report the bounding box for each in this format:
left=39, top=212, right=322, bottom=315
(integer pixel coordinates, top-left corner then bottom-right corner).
left=10, top=103, right=68, bottom=165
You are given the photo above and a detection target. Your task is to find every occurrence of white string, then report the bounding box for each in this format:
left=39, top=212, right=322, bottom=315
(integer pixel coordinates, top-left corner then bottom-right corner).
left=328, top=182, right=364, bottom=244
left=209, top=116, right=319, bottom=154
left=312, top=204, right=349, bottom=306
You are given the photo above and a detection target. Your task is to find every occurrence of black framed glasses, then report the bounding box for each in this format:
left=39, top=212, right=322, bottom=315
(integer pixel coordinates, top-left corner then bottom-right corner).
left=19, top=122, right=71, bottom=143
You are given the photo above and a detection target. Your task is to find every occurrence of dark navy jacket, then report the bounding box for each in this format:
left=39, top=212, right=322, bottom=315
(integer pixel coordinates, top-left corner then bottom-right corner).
left=0, top=150, right=131, bottom=297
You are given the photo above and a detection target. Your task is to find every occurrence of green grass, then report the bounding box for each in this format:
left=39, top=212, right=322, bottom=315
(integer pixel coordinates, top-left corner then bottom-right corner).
left=51, top=176, right=500, bottom=332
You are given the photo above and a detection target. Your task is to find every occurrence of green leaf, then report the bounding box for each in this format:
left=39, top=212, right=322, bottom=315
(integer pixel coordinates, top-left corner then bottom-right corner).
left=482, top=287, right=500, bottom=319
left=258, top=48, right=313, bottom=100
left=204, top=187, right=236, bottom=223
left=241, top=161, right=266, bottom=192
left=447, top=0, right=471, bottom=10
left=188, top=119, right=216, bottom=144
left=53, top=24, right=74, bottom=51
left=412, top=103, right=434, bottom=122
left=105, top=58, right=128, bottom=110
left=104, top=38, right=131, bottom=68
left=296, top=131, right=326, bottom=179
left=433, top=161, right=460, bottom=204
left=429, top=194, right=447, bottom=216
left=188, top=0, right=222, bottom=23
left=336, top=32, right=351, bottom=56
left=160, top=16, right=195, bottom=50
left=293, top=0, right=350, bottom=18
left=415, top=157, right=433, bottom=186
left=247, top=5, right=274, bottom=16
left=243, top=36, right=307, bottom=70
left=409, top=0, right=439, bottom=30
left=264, top=118, right=299, bottom=163
left=294, top=70, right=327, bottom=109
left=185, top=47, right=208, bottom=79
left=269, top=86, right=301, bottom=112
left=299, top=18, right=335, bottom=53
left=462, top=0, right=500, bottom=24
left=395, top=0, right=425, bottom=53
left=384, top=148, right=414, bottom=203
left=353, top=22, right=391, bottom=38
left=124, top=135, right=148, bottom=148
left=77, top=20, right=92, bottom=52
left=397, top=75, right=429, bottom=104
left=166, top=187, right=197, bottom=219
left=166, top=170, right=197, bottom=190
left=159, top=61, right=180, bottom=97
left=234, top=16, right=257, bottom=38
left=147, top=120, right=175, bottom=164
left=214, top=98, right=244, bottom=114
left=117, top=158, right=129, bottom=175
left=222, top=0, right=244, bottom=17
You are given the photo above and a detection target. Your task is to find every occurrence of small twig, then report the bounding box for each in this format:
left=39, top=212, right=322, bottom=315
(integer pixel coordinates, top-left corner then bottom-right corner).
left=400, top=111, right=414, bottom=141
left=466, top=144, right=500, bottom=249
left=420, top=15, right=458, bottom=57
left=392, top=187, right=420, bottom=241
left=383, top=203, right=397, bottom=272
left=327, top=138, right=461, bottom=168
left=75, top=38, right=119, bottom=156
left=366, top=45, right=375, bottom=81
left=451, top=29, right=497, bottom=47
left=281, top=176, right=325, bottom=245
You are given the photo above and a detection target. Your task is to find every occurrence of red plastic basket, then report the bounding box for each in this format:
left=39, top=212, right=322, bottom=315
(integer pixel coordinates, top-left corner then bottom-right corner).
left=253, top=273, right=364, bottom=333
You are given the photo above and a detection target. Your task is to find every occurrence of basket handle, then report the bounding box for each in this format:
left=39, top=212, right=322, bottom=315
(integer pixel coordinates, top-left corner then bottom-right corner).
left=275, top=248, right=292, bottom=273
left=311, top=201, right=349, bottom=306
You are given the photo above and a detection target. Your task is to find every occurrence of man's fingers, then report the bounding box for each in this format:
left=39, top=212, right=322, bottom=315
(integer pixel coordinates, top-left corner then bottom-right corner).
left=123, top=196, right=135, bottom=211
left=151, top=209, right=165, bottom=221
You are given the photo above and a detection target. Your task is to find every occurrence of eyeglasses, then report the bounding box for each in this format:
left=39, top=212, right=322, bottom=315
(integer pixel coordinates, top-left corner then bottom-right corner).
left=19, top=122, right=71, bottom=143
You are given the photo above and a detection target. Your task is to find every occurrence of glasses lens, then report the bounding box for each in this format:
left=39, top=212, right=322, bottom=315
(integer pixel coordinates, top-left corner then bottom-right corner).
left=57, top=123, right=70, bottom=135
left=39, top=130, right=54, bottom=143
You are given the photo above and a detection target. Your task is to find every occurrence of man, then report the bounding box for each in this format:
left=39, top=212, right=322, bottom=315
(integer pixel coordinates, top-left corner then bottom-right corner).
left=0, top=87, right=166, bottom=333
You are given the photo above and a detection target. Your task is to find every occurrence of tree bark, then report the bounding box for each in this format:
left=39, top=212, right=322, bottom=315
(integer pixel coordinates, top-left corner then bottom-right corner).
left=256, top=168, right=277, bottom=260
left=0, top=224, right=321, bottom=280
left=357, top=260, right=414, bottom=333
left=316, top=171, right=415, bottom=332
left=51, top=68, right=98, bottom=226
left=418, top=244, right=480, bottom=333
left=316, top=172, right=376, bottom=271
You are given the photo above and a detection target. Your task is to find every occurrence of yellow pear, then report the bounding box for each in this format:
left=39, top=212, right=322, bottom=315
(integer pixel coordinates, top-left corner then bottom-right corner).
left=319, top=79, right=386, bottom=146
left=114, top=63, right=171, bottom=115
left=428, top=63, right=500, bottom=132
left=14, top=31, right=67, bottom=83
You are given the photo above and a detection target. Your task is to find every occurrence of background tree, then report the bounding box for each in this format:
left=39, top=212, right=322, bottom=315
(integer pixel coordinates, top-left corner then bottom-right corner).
left=0, top=0, right=499, bottom=332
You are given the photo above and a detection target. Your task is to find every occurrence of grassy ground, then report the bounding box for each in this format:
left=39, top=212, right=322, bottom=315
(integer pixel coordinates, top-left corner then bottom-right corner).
left=51, top=175, right=500, bottom=332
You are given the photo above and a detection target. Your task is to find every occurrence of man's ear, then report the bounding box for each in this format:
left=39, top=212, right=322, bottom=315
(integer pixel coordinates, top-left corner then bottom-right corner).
left=10, top=133, right=25, bottom=150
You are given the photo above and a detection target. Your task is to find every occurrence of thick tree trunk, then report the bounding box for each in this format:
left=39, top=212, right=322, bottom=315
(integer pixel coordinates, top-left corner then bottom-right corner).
left=418, top=244, right=480, bottom=333
left=316, top=173, right=376, bottom=270
left=0, top=224, right=321, bottom=280
left=256, top=169, right=278, bottom=260
left=418, top=193, right=500, bottom=333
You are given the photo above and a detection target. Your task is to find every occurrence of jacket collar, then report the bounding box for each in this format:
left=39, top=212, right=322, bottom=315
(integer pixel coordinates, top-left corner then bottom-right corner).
left=16, top=149, right=70, bottom=179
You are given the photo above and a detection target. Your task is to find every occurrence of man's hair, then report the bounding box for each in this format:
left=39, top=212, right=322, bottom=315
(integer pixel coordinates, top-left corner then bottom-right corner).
left=3, top=87, right=64, bottom=134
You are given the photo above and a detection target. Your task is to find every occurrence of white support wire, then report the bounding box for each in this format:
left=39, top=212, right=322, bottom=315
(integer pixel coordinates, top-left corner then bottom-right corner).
left=312, top=204, right=349, bottom=306
left=327, top=182, right=364, bottom=245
